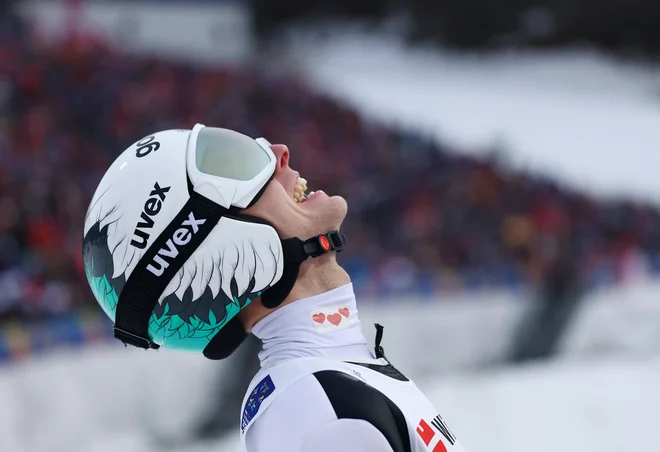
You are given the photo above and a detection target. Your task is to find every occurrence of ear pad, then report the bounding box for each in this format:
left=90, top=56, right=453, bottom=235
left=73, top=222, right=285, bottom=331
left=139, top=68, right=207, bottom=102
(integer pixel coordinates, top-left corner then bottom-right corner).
left=203, top=316, right=248, bottom=360
left=225, top=211, right=301, bottom=310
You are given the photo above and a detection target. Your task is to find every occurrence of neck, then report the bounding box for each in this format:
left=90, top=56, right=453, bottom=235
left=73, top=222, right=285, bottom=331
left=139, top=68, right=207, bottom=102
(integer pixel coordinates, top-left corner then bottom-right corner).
left=285, top=254, right=351, bottom=305
left=240, top=254, right=351, bottom=331
left=250, top=283, right=374, bottom=367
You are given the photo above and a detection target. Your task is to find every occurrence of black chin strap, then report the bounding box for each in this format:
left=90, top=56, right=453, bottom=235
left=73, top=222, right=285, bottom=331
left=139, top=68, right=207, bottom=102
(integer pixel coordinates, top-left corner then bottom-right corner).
left=260, top=230, right=346, bottom=308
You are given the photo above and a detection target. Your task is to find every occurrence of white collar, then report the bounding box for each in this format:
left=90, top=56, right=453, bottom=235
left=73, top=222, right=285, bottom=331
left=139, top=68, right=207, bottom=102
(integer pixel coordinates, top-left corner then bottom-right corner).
left=251, top=283, right=375, bottom=368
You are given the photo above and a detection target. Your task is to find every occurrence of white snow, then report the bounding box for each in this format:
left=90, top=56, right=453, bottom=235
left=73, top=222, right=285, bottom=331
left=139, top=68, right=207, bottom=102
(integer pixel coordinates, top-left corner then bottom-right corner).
left=429, top=356, right=660, bottom=452
left=285, top=28, right=660, bottom=204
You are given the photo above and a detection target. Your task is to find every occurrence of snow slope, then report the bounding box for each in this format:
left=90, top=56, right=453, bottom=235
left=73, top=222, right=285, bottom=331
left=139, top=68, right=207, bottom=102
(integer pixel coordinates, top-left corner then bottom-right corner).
left=285, top=28, right=660, bottom=203
left=429, top=356, right=660, bottom=452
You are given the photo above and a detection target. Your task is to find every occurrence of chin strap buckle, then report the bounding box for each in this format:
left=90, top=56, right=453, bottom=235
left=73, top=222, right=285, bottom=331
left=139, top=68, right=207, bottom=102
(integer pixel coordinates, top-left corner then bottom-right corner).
left=303, top=230, right=346, bottom=258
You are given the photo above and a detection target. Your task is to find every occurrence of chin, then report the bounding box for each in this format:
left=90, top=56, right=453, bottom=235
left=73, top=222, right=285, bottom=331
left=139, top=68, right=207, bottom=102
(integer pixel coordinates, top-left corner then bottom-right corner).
left=302, top=194, right=348, bottom=238
left=324, top=195, right=348, bottom=229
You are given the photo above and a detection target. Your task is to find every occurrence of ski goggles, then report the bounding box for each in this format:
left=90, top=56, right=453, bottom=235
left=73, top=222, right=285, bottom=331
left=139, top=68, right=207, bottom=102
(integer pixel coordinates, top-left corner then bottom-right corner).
left=186, top=123, right=276, bottom=209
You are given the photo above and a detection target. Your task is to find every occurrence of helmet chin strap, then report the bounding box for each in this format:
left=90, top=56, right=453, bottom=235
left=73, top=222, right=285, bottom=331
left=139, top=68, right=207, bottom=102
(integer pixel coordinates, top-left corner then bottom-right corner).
left=260, top=230, right=347, bottom=309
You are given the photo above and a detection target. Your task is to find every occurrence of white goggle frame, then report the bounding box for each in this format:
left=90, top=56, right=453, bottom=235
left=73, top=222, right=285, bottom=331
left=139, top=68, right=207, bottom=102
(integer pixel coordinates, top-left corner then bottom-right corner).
left=185, top=123, right=276, bottom=209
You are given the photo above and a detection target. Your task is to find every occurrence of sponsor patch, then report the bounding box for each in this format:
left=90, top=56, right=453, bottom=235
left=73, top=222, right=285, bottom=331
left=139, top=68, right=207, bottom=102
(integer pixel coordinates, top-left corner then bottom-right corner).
left=241, top=375, right=275, bottom=432
left=310, top=304, right=354, bottom=334
left=416, top=414, right=457, bottom=451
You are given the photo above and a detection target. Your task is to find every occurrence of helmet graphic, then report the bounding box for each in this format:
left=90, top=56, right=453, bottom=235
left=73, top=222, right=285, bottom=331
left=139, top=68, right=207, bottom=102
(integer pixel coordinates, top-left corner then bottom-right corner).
left=82, top=125, right=345, bottom=359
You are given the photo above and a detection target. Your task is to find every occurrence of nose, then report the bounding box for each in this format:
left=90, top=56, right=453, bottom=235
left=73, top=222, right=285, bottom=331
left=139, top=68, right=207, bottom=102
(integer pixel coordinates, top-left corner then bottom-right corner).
left=270, top=144, right=290, bottom=172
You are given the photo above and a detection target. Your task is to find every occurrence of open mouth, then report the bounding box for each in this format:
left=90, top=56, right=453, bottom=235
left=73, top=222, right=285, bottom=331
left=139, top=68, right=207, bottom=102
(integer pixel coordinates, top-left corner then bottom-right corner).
left=293, top=176, right=315, bottom=203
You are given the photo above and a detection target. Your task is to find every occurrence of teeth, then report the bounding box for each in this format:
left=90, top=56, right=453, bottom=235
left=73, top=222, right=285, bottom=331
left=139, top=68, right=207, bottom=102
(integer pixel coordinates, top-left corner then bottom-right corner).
left=293, top=176, right=308, bottom=203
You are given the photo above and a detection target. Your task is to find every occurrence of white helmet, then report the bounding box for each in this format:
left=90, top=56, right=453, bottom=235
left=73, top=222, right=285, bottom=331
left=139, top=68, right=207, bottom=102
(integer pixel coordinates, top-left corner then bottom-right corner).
left=82, top=125, right=346, bottom=359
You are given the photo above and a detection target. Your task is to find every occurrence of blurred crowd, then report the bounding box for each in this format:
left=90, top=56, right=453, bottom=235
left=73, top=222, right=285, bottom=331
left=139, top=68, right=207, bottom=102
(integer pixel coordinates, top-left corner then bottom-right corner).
left=1, top=11, right=660, bottom=326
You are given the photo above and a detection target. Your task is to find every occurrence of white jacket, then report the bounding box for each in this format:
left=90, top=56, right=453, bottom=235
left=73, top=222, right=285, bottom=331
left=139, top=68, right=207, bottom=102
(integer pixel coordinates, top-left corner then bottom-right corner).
left=239, top=284, right=467, bottom=452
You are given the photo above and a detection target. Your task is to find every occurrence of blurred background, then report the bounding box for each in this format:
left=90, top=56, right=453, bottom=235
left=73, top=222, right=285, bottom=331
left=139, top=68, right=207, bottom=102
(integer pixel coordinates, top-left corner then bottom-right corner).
left=1, top=0, right=660, bottom=451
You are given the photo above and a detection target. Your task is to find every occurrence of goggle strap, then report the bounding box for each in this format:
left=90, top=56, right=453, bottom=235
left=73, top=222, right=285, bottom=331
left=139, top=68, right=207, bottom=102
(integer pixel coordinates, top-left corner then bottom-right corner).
left=114, top=191, right=227, bottom=350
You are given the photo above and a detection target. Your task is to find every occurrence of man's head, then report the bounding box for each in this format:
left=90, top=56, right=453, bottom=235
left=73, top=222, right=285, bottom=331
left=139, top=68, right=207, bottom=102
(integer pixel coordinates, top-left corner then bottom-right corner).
left=82, top=125, right=350, bottom=358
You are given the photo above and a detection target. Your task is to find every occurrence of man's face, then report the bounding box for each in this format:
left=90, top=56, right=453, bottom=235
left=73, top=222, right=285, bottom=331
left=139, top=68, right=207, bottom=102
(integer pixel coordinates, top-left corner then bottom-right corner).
left=243, top=145, right=347, bottom=240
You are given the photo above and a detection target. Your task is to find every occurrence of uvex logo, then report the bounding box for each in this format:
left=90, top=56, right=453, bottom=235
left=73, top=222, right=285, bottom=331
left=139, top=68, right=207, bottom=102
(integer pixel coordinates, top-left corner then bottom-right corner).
left=146, top=212, right=206, bottom=277
left=130, top=182, right=170, bottom=249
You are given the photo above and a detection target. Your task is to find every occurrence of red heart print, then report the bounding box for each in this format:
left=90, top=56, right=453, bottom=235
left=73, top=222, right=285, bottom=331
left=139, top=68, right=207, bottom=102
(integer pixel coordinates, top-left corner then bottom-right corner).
left=312, top=313, right=326, bottom=324
left=339, top=307, right=350, bottom=318
left=327, top=313, right=342, bottom=326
